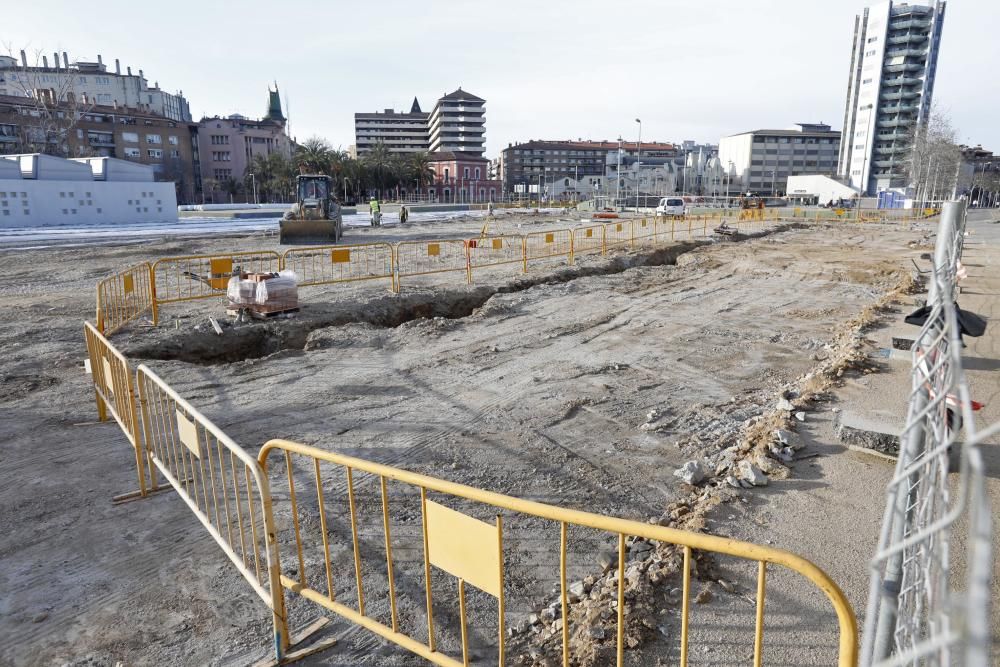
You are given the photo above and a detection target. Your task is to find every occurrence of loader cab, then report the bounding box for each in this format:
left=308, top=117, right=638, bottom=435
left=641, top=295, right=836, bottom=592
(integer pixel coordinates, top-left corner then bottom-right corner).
left=298, top=175, right=331, bottom=210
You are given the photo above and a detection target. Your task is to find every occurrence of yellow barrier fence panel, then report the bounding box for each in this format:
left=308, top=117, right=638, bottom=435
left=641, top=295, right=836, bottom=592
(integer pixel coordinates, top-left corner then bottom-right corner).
left=572, top=224, right=606, bottom=257
left=259, top=439, right=858, bottom=667
left=84, top=321, right=151, bottom=498
left=653, top=215, right=676, bottom=243
left=524, top=229, right=573, bottom=268
left=395, top=239, right=470, bottom=290
left=282, top=242, right=395, bottom=292
left=467, top=235, right=526, bottom=281
left=632, top=217, right=657, bottom=246
left=95, top=261, right=155, bottom=334
left=152, top=250, right=282, bottom=308
left=604, top=220, right=632, bottom=251
left=135, top=364, right=304, bottom=663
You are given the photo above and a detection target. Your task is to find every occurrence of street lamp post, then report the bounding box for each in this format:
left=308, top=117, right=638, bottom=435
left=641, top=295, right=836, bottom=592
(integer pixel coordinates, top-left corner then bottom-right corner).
left=770, top=170, right=775, bottom=197
left=635, top=118, right=642, bottom=213
left=249, top=173, right=258, bottom=205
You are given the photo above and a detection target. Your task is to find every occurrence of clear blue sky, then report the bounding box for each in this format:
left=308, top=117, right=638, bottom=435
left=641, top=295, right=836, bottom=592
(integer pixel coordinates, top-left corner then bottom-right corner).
left=5, top=0, right=997, bottom=156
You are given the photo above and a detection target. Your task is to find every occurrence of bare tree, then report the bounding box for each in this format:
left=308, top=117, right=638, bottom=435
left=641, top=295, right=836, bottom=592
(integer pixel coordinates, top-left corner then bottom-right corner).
left=2, top=44, right=94, bottom=156
left=904, top=107, right=962, bottom=206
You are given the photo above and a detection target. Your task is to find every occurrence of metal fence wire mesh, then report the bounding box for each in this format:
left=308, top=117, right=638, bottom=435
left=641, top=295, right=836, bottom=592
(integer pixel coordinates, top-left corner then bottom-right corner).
left=861, top=200, right=996, bottom=667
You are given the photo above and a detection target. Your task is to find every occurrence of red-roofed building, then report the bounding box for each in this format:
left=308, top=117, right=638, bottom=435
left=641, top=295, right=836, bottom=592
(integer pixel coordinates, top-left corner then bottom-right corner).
left=421, top=150, right=501, bottom=202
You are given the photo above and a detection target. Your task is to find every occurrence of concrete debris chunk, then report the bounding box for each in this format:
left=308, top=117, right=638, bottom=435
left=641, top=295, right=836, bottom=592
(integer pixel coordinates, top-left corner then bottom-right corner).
left=598, top=550, right=617, bottom=573
left=725, top=475, right=742, bottom=488
left=795, top=411, right=806, bottom=422
left=776, top=398, right=794, bottom=411
left=673, top=460, right=705, bottom=486
left=738, top=460, right=768, bottom=486
left=773, top=429, right=792, bottom=445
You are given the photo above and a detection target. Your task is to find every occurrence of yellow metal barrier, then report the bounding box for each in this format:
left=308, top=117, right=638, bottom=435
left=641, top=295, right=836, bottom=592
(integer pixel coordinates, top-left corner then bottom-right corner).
left=467, top=235, right=527, bottom=281
left=151, top=250, right=282, bottom=311
left=84, top=321, right=152, bottom=498
left=572, top=224, right=606, bottom=257
left=134, top=365, right=335, bottom=664
left=96, top=261, right=155, bottom=334
left=395, top=239, right=470, bottom=290
left=631, top=217, right=657, bottom=246
left=524, top=228, right=573, bottom=267
left=603, top=220, right=632, bottom=251
left=282, top=242, right=395, bottom=292
left=259, top=439, right=858, bottom=667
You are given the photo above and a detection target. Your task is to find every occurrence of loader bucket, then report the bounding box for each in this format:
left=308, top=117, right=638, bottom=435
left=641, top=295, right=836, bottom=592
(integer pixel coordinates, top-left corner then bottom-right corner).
left=279, top=218, right=341, bottom=245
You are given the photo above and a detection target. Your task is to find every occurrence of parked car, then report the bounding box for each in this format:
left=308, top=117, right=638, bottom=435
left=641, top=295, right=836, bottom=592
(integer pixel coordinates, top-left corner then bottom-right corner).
left=656, top=197, right=686, bottom=217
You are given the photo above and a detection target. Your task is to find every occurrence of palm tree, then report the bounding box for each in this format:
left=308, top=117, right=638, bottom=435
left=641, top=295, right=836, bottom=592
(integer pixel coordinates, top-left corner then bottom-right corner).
left=296, top=137, right=334, bottom=174
left=364, top=142, right=392, bottom=198
left=409, top=152, right=436, bottom=190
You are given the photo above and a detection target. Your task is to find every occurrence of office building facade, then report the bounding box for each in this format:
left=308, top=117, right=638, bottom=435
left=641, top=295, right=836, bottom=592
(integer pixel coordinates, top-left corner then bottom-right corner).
left=354, top=89, right=486, bottom=157
left=197, top=87, right=292, bottom=198
left=719, top=123, right=842, bottom=195
left=837, top=1, right=946, bottom=194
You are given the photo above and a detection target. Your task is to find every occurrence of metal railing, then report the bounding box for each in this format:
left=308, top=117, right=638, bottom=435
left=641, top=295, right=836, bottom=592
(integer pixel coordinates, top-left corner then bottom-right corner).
left=394, top=239, right=471, bottom=289
left=260, top=439, right=859, bottom=667
left=134, top=364, right=293, bottom=658
left=102, top=215, right=797, bottom=328
left=84, top=321, right=151, bottom=498
left=861, top=200, right=995, bottom=667
left=282, top=242, right=395, bottom=292
left=151, top=250, right=283, bottom=312
left=95, top=261, right=154, bottom=334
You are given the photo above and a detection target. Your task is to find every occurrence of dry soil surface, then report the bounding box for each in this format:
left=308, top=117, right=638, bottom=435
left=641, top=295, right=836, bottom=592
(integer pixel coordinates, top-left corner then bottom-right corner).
left=0, top=213, right=938, bottom=666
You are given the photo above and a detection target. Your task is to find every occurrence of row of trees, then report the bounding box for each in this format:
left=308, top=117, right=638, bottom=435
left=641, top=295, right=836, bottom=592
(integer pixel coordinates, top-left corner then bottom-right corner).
left=905, top=110, right=964, bottom=204
left=205, top=138, right=438, bottom=204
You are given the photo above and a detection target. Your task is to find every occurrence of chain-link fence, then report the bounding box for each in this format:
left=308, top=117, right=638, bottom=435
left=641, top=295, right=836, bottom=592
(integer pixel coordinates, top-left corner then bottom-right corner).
left=861, top=200, right=996, bottom=666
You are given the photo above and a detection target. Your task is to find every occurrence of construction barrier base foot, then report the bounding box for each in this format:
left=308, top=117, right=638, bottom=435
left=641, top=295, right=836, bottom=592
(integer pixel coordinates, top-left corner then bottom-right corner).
left=112, top=480, right=185, bottom=505
left=253, top=618, right=336, bottom=667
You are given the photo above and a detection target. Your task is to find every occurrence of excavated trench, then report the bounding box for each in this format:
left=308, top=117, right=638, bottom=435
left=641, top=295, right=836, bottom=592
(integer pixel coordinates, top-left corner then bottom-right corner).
left=125, top=227, right=785, bottom=366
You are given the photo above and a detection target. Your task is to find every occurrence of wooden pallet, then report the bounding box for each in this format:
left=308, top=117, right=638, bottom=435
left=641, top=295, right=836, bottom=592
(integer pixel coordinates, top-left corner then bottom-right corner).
left=226, top=305, right=300, bottom=320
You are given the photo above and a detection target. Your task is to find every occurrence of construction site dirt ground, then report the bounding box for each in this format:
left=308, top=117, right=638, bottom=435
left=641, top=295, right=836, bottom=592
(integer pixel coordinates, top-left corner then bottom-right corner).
left=0, top=211, right=990, bottom=666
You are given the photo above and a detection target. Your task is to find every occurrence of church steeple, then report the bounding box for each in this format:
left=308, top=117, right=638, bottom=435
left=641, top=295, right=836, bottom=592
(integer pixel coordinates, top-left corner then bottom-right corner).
left=267, top=83, right=285, bottom=123
left=410, top=96, right=422, bottom=114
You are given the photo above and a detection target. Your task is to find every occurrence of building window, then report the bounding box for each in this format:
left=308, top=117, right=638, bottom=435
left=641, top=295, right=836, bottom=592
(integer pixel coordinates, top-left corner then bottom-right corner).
left=146, top=134, right=161, bottom=144
left=122, top=132, right=138, bottom=143
left=463, top=168, right=470, bottom=179
left=475, top=167, right=481, bottom=179
left=148, top=149, right=162, bottom=159
left=170, top=150, right=180, bottom=159
left=168, top=135, right=179, bottom=146
left=124, top=147, right=140, bottom=159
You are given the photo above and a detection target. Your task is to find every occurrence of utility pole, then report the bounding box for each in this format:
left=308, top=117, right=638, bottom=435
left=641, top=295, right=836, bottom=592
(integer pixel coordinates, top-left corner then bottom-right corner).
left=635, top=118, right=642, bottom=213
left=616, top=136, right=622, bottom=210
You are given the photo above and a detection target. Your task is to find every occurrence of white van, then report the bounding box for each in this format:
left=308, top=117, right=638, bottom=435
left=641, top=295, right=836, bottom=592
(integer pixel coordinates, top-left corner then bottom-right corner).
left=656, top=197, right=686, bottom=217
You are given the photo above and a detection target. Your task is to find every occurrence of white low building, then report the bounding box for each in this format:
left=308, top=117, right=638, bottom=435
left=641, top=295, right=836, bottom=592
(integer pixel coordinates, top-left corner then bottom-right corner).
left=0, top=154, right=177, bottom=227
left=786, top=174, right=861, bottom=205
